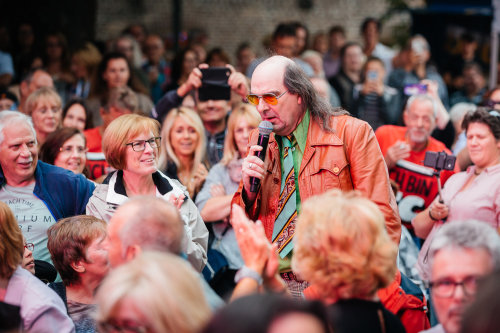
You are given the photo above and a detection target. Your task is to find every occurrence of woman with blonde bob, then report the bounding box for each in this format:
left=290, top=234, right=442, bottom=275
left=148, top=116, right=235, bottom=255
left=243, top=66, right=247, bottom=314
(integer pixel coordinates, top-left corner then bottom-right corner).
left=195, top=103, right=260, bottom=294
left=292, top=189, right=405, bottom=333
left=24, top=86, right=62, bottom=145
left=86, top=114, right=208, bottom=273
left=159, top=107, right=207, bottom=199
left=95, top=251, right=211, bottom=333
left=0, top=202, right=74, bottom=332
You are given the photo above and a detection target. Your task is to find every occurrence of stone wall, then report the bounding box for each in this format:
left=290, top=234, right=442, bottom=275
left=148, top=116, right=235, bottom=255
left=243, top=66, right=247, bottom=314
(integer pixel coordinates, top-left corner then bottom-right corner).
left=96, top=0, right=403, bottom=60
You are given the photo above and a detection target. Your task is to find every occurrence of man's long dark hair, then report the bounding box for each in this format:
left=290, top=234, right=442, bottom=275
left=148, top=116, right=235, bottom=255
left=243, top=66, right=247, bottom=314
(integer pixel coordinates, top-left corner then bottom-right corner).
left=283, top=60, right=347, bottom=132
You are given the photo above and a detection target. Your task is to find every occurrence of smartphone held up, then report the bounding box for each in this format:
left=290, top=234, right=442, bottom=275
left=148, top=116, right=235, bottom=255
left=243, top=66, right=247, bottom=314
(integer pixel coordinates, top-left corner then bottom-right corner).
left=198, top=67, right=231, bottom=101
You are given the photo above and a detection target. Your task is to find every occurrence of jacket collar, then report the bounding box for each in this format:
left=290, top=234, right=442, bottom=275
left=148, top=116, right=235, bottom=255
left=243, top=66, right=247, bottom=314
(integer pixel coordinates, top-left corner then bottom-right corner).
left=267, top=115, right=343, bottom=149
left=306, top=116, right=343, bottom=146
left=105, top=170, right=175, bottom=205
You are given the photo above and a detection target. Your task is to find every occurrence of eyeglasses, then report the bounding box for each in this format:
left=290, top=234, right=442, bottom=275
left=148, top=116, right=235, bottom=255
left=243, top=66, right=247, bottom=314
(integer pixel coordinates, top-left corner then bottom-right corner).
left=98, top=320, right=148, bottom=333
left=430, top=275, right=479, bottom=298
left=125, top=137, right=161, bottom=152
left=59, top=145, right=88, bottom=154
left=485, top=100, right=500, bottom=108
left=24, top=243, right=34, bottom=251
left=246, top=90, right=288, bottom=106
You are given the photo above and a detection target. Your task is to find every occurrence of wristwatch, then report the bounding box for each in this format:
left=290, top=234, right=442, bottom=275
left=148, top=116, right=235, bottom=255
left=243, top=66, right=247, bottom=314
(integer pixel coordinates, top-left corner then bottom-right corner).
left=234, top=266, right=263, bottom=285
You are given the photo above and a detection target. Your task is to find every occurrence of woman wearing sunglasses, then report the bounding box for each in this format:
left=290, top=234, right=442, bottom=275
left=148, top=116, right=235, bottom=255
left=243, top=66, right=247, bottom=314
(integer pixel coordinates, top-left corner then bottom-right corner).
left=86, top=114, right=208, bottom=273
left=414, top=108, right=500, bottom=279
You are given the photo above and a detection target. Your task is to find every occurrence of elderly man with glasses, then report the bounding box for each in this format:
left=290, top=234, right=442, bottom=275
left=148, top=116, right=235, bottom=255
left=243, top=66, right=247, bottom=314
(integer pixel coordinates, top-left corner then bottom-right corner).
left=423, top=220, right=500, bottom=333
left=232, top=55, right=400, bottom=297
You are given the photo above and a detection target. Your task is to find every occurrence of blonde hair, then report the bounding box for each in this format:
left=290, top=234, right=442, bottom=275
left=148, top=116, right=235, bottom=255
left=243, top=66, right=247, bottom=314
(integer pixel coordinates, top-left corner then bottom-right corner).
left=95, top=251, right=211, bottom=333
left=220, top=103, right=261, bottom=166
left=102, top=114, right=160, bottom=170
left=292, top=189, right=397, bottom=300
left=24, top=86, right=62, bottom=116
left=72, top=42, right=102, bottom=78
left=0, top=201, right=24, bottom=279
left=159, top=107, right=206, bottom=176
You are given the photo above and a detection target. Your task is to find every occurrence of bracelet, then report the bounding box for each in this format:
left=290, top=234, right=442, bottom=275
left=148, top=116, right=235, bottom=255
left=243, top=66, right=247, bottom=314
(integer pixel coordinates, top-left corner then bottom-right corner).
left=428, top=209, right=439, bottom=221
left=234, top=266, right=263, bottom=285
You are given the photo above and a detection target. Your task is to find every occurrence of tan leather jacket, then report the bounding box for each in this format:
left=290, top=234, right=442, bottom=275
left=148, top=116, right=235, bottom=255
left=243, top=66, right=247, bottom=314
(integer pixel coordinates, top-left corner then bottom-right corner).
left=232, top=114, right=401, bottom=244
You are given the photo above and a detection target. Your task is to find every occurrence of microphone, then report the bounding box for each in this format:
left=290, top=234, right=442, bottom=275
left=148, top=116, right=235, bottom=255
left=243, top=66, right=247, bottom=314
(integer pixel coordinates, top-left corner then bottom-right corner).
left=250, top=121, right=273, bottom=192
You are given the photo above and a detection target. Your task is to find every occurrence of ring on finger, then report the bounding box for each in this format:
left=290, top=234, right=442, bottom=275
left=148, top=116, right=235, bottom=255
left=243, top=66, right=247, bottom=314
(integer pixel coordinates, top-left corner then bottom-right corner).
left=249, top=163, right=253, bottom=169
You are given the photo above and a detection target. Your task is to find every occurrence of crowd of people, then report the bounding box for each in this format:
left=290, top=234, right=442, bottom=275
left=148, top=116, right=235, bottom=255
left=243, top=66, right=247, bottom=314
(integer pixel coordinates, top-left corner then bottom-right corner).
left=0, top=17, right=499, bottom=333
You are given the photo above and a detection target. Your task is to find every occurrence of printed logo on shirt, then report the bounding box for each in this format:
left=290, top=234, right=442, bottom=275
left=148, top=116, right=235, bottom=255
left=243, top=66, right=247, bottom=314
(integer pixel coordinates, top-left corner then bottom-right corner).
left=391, top=160, right=439, bottom=224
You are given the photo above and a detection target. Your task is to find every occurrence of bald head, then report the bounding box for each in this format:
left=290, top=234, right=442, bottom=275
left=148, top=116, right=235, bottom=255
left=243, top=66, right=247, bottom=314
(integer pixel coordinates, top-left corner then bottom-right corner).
left=251, top=55, right=316, bottom=136
left=20, top=69, right=54, bottom=112
left=22, top=69, right=53, bottom=96
left=253, top=56, right=293, bottom=79
left=107, top=196, right=184, bottom=267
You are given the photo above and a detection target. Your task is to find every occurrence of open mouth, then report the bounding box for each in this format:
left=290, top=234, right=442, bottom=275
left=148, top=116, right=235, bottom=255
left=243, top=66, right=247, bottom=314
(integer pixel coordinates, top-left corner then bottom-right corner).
left=18, top=161, right=33, bottom=168
left=263, top=116, right=277, bottom=122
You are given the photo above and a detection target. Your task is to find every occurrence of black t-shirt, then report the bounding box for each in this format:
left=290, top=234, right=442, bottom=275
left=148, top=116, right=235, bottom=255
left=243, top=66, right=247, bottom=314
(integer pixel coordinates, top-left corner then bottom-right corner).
left=328, top=299, right=407, bottom=333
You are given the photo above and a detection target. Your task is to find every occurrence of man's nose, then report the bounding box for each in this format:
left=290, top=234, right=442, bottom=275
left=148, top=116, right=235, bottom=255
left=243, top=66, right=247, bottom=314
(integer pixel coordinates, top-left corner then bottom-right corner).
left=19, top=143, right=31, bottom=155
left=416, top=117, right=424, bottom=127
left=256, top=97, right=268, bottom=113
left=451, top=283, right=468, bottom=302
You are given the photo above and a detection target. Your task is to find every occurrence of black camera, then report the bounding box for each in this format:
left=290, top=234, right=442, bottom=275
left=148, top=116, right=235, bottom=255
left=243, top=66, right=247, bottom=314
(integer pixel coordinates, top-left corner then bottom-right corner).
left=423, top=151, right=456, bottom=171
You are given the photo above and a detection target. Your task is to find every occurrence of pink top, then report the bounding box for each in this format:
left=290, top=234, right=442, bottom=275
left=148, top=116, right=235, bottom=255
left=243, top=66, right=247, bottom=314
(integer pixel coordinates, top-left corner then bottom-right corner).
left=442, top=163, right=500, bottom=229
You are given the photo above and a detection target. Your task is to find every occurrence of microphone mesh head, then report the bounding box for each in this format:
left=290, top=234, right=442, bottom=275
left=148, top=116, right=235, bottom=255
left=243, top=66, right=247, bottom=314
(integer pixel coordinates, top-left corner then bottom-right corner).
left=258, top=121, right=273, bottom=135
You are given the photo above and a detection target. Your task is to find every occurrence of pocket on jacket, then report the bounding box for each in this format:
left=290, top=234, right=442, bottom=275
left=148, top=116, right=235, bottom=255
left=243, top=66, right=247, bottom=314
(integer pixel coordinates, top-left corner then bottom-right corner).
left=304, top=153, right=350, bottom=193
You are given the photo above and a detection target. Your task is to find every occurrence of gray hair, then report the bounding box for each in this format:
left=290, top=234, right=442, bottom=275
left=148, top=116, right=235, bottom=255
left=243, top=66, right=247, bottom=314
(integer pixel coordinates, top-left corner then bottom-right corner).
left=405, top=94, right=438, bottom=118
left=0, top=111, right=37, bottom=147
left=411, top=34, right=430, bottom=52
left=283, top=60, right=347, bottom=132
left=429, top=220, right=500, bottom=270
left=118, top=196, right=184, bottom=255
left=449, top=102, right=476, bottom=127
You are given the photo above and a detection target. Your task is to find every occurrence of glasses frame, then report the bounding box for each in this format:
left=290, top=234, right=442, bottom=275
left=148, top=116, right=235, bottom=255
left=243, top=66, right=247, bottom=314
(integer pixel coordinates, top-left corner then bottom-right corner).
left=429, top=276, right=478, bottom=298
left=59, top=146, right=88, bottom=154
left=246, top=90, right=288, bottom=106
left=24, top=243, right=34, bottom=251
left=125, top=137, right=162, bottom=152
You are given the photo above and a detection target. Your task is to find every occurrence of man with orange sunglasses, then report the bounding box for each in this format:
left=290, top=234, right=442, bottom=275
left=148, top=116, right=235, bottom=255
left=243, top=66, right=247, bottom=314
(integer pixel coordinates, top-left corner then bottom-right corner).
left=232, top=55, right=401, bottom=297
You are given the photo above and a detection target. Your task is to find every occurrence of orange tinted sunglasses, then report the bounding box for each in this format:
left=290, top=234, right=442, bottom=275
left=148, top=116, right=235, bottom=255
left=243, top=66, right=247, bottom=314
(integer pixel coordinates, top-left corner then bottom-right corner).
left=246, top=91, right=288, bottom=106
